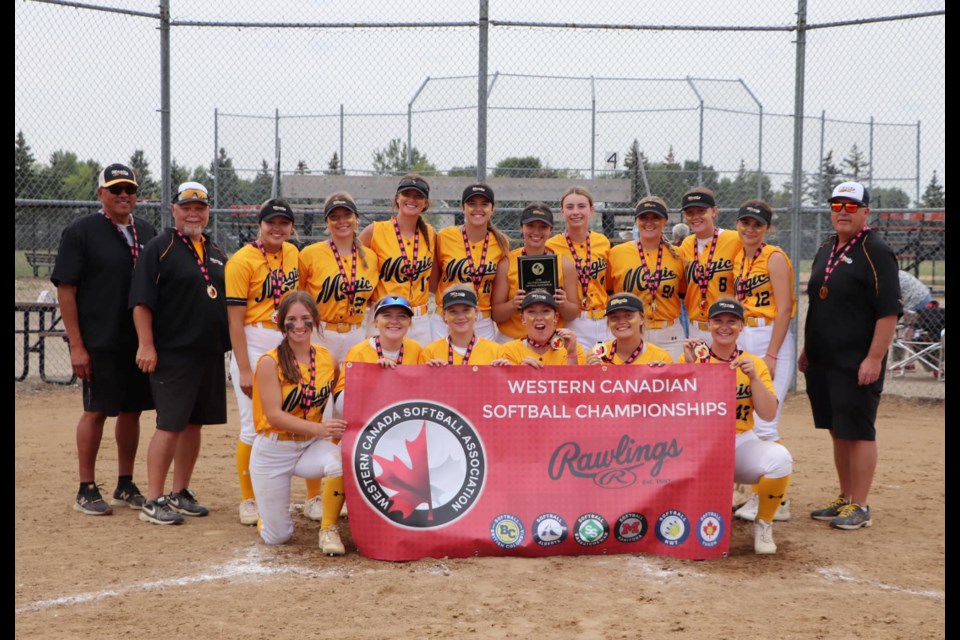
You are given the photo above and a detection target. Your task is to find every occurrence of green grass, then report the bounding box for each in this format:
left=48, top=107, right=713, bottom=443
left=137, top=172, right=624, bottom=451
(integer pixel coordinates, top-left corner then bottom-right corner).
left=14, top=251, right=33, bottom=279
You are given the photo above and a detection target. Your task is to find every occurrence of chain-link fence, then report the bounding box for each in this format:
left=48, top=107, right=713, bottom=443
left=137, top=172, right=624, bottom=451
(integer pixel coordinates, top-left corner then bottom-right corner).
left=15, top=1, right=945, bottom=396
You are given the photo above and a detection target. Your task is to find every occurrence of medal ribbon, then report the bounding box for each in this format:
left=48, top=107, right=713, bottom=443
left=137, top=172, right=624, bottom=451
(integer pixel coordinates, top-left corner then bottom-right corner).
left=709, top=348, right=741, bottom=363
left=392, top=217, right=420, bottom=287
left=252, top=240, right=285, bottom=319
left=374, top=335, right=404, bottom=365
left=174, top=229, right=213, bottom=289
left=606, top=340, right=644, bottom=365
left=735, top=243, right=766, bottom=302
left=636, top=238, right=664, bottom=309
left=329, top=240, right=358, bottom=313
left=101, top=211, right=140, bottom=267
left=447, top=334, right=477, bottom=366
left=461, top=225, right=490, bottom=293
left=294, top=346, right=317, bottom=419
left=526, top=331, right=558, bottom=350
left=565, top=232, right=592, bottom=305
left=692, top=229, right=720, bottom=305
left=822, top=227, right=870, bottom=292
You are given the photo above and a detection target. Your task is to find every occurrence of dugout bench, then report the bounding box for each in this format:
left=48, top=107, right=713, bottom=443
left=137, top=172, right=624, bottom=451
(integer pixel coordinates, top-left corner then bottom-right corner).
left=23, top=250, right=58, bottom=278
left=14, top=301, right=76, bottom=385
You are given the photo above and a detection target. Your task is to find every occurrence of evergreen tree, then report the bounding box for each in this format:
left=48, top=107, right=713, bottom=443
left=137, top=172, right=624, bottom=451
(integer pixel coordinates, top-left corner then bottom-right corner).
left=842, top=143, right=871, bottom=181
left=806, top=150, right=842, bottom=205
left=372, top=138, right=436, bottom=175
left=210, top=147, right=239, bottom=206
left=295, top=160, right=310, bottom=175
left=870, top=187, right=910, bottom=209
left=129, top=149, right=159, bottom=200
left=921, top=171, right=945, bottom=208
left=15, top=131, right=37, bottom=199
left=326, top=153, right=342, bottom=175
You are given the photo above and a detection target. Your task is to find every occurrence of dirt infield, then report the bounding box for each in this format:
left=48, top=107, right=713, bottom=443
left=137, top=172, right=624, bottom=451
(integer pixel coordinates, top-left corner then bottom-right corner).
left=15, top=384, right=944, bottom=640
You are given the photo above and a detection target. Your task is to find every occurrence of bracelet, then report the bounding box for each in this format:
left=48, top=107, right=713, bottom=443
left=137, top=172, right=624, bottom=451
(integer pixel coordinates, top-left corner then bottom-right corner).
left=765, top=353, right=779, bottom=360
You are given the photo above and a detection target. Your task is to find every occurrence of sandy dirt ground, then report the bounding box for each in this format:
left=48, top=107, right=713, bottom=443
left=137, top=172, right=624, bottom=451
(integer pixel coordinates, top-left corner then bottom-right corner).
left=15, top=384, right=944, bottom=640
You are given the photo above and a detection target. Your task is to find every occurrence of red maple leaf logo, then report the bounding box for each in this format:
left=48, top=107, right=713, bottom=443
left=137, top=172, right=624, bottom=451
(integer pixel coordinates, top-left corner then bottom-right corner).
left=703, top=519, right=717, bottom=537
left=373, top=422, right=433, bottom=520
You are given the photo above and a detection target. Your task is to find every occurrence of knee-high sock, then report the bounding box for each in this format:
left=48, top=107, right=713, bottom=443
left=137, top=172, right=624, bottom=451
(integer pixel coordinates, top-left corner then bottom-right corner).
left=305, top=477, right=324, bottom=501
left=321, top=476, right=345, bottom=530
left=756, top=475, right=791, bottom=523
left=236, top=441, right=255, bottom=502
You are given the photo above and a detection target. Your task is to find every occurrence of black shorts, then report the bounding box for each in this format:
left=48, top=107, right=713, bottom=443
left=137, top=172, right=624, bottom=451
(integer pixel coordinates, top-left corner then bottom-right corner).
left=805, top=364, right=884, bottom=441
left=150, top=351, right=227, bottom=432
left=82, top=348, right=154, bottom=416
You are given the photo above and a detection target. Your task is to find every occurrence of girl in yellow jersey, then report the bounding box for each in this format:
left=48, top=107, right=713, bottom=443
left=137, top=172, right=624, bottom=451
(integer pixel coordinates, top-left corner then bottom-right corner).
left=678, top=297, right=792, bottom=555
left=250, top=292, right=347, bottom=555
left=730, top=200, right=796, bottom=523
left=432, top=183, right=510, bottom=341
left=299, top=192, right=379, bottom=363
left=585, top=293, right=673, bottom=366
left=677, top=187, right=743, bottom=344
left=492, top=202, right=579, bottom=345
left=501, top=291, right=584, bottom=367
left=359, top=174, right=437, bottom=347
left=225, top=199, right=311, bottom=526
left=608, top=197, right=688, bottom=360
left=546, top=187, right=612, bottom=350
left=419, top=285, right=510, bottom=366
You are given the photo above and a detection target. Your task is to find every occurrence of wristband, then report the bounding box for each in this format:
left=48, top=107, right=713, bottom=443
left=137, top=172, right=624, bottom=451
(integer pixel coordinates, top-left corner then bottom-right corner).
left=765, top=352, right=778, bottom=360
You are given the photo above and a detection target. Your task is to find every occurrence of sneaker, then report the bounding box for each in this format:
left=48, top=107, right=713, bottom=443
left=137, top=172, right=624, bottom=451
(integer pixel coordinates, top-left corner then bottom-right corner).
left=734, top=493, right=759, bottom=521
left=139, top=496, right=185, bottom=525
left=168, top=488, right=209, bottom=517
left=111, top=481, right=146, bottom=510
left=775, top=499, right=791, bottom=522
left=754, top=519, right=777, bottom=555
left=830, top=503, right=872, bottom=530
left=74, top=483, right=113, bottom=516
left=732, top=483, right=751, bottom=511
left=319, top=526, right=345, bottom=556
left=340, top=501, right=348, bottom=518
left=810, top=495, right=849, bottom=521
left=239, top=499, right=259, bottom=526
left=303, top=496, right=323, bottom=521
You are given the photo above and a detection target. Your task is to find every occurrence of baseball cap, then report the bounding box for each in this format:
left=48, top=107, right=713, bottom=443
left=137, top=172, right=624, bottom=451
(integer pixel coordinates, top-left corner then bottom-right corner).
left=259, top=198, right=295, bottom=223
left=374, top=296, right=414, bottom=318
left=737, top=204, right=772, bottom=226
left=442, top=288, right=478, bottom=309
left=461, top=183, right=495, bottom=206
left=324, top=196, right=358, bottom=219
left=605, top=293, right=644, bottom=316
left=520, top=290, right=558, bottom=311
left=681, top=190, right=717, bottom=211
left=98, top=163, right=138, bottom=189
left=175, top=181, right=210, bottom=206
left=708, top=298, right=745, bottom=320
left=520, top=202, right=554, bottom=226
left=828, top=181, right=870, bottom=206
left=396, top=176, right=430, bottom=198
left=636, top=200, right=668, bottom=219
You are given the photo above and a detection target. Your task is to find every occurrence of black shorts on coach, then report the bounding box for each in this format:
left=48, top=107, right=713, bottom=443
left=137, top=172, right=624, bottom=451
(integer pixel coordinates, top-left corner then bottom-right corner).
left=150, top=350, right=227, bottom=432
left=82, top=348, right=154, bottom=416
left=805, top=363, right=884, bottom=441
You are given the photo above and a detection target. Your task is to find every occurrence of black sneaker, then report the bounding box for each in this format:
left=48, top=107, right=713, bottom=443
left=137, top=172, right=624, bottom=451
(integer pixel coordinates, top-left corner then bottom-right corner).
left=168, top=488, right=209, bottom=517
left=74, top=483, right=113, bottom=516
left=111, top=481, right=146, bottom=510
left=139, top=495, right=185, bottom=525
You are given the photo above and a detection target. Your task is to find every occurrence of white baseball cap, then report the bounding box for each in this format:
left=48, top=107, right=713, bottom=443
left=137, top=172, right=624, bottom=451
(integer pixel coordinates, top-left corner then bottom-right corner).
left=828, top=182, right=870, bottom=206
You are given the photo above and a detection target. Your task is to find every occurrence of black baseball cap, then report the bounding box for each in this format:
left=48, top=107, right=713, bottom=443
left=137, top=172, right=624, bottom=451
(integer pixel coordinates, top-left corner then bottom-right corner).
left=681, top=191, right=717, bottom=211
left=396, top=176, right=430, bottom=198
left=636, top=200, right=668, bottom=219
left=461, top=183, right=494, bottom=206
left=520, top=290, right=558, bottom=311
left=520, top=202, right=554, bottom=226
left=259, top=198, right=295, bottom=223
left=708, top=299, right=744, bottom=320
left=737, top=204, right=772, bottom=226
left=374, top=296, right=414, bottom=318
left=324, top=196, right=358, bottom=219
left=98, top=163, right=138, bottom=188
left=605, top=293, right=644, bottom=316
left=442, top=288, right=478, bottom=309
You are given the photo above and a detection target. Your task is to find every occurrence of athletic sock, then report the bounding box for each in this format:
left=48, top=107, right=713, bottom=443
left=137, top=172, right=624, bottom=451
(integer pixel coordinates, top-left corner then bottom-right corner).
left=320, top=476, right=345, bottom=530
left=756, top=475, right=791, bottom=523
left=305, top=477, right=324, bottom=501
left=236, top=441, right=256, bottom=502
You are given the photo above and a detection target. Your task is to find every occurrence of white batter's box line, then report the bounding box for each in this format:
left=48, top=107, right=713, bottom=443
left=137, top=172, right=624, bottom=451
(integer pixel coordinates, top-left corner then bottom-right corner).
left=815, top=566, right=944, bottom=601
left=620, top=555, right=705, bottom=581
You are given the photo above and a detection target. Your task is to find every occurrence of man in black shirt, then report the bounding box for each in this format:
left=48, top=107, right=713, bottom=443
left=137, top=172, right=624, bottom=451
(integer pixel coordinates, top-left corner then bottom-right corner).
left=52, top=163, right=157, bottom=516
left=130, top=181, right=229, bottom=525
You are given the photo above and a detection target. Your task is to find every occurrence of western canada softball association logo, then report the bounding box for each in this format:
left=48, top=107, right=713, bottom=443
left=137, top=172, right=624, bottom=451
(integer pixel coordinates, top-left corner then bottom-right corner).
left=353, top=400, right=486, bottom=529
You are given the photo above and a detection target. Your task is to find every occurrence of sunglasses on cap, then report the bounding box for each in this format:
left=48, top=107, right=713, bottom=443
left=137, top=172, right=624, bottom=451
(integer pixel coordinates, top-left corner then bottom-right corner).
left=178, top=188, right=209, bottom=202
left=830, top=202, right=861, bottom=213
left=107, top=184, right=138, bottom=195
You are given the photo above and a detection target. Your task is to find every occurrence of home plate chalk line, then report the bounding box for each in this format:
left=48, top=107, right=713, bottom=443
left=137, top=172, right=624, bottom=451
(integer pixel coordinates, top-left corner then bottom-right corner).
left=816, top=566, right=943, bottom=601
left=16, top=545, right=354, bottom=615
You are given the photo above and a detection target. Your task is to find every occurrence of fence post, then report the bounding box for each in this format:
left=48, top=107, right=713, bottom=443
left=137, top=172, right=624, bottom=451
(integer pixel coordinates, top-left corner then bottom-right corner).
left=213, top=108, right=219, bottom=210
left=789, top=0, right=808, bottom=393
left=816, top=109, right=825, bottom=243
left=159, top=0, right=171, bottom=229
left=916, top=120, right=921, bottom=205
left=590, top=76, right=596, bottom=179
left=340, top=104, right=345, bottom=173
left=477, top=0, right=489, bottom=182
left=739, top=79, right=764, bottom=199
left=273, top=108, right=280, bottom=198
left=868, top=115, right=874, bottom=190
left=408, top=77, right=430, bottom=172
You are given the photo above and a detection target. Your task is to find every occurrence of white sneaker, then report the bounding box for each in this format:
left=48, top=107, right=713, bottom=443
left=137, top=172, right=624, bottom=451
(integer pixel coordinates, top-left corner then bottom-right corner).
left=304, top=496, right=323, bottom=521
left=774, top=499, right=791, bottom=522
left=340, top=501, right=348, bottom=518
left=733, top=483, right=751, bottom=510
left=754, top=519, right=777, bottom=555
left=734, top=493, right=759, bottom=521
left=319, top=526, right=345, bottom=556
left=239, top=499, right=259, bottom=526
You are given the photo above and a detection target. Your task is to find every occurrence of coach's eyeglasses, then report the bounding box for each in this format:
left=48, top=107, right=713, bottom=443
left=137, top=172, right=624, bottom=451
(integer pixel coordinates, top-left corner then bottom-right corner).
left=107, top=184, right=138, bottom=196
left=830, top=202, right=861, bottom=213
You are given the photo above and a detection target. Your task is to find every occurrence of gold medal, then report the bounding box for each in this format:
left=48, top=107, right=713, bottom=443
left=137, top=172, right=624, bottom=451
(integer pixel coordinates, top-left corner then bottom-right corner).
left=591, top=342, right=608, bottom=359
left=693, top=342, right=710, bottom=362
left=651, top=299, right=657, bottom=314
left=819, top=286, right=828, bottom=300
left=271, top=310, right=279, bottom=324
left=581, top=296, right=589, bottom=309
left=550, top=334, right=564, bottom=350
left=699, top=299, right=707, bottom=310
left=207, top=284, right=218, bottom=299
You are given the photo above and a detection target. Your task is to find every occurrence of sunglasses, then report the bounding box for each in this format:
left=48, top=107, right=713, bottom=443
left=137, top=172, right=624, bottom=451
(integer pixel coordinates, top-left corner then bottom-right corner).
left=178, top=189, right=209, bottom=202
left=830, top=202, right=861, bottom=213
left=107, top=184, right=138, bottom=195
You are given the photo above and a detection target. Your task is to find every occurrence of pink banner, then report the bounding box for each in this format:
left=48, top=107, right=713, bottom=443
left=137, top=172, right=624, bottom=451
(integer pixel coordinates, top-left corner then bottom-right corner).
left=342, top=363, right=736, bottom=561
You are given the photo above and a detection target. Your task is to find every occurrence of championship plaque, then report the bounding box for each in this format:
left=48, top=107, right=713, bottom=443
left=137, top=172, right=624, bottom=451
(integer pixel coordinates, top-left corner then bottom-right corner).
left=518, top=254, right=558, bottom=295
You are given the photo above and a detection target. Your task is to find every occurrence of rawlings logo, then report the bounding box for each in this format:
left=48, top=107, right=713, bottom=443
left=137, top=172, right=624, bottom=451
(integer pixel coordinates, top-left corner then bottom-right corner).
left=547, top=434, right=683, bottom=487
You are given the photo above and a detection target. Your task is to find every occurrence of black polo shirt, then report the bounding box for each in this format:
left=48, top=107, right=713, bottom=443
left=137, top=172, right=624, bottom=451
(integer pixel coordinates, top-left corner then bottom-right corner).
left=129, top=229, right=229, bottom=355
left=51, top=212, right=157, bottom=351
left=805, top=230, right=902, bottom=371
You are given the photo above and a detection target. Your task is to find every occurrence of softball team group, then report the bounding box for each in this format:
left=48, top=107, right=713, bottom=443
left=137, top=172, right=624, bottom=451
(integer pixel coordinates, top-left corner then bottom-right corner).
left=223, top=175, right=797, bottom=557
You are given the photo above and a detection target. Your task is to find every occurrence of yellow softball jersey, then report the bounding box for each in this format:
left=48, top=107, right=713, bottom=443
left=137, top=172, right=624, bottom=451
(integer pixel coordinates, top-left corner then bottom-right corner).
left=298, top=241, right=379, bottom=324
left=417, top=336, right=504, bottom=365
left=496, top=247, right=569, bottom=340
left=678, top=351, right=775, bottom=434
left=678, top=230, right=743, bottom=323
left=225, top=242, right=301, bottom=327
left=369, top=219, right=435, bottom=308
left=593, top=340, right=674, bottom=365
left=501, top=339, right=586, bottom=365
left=252, top=345, right=337, bottom=435
left=333, top=337, right=423, bottom=395
left=733, top=244, right=797, bottom=321
left=435, top=226, right=506, bottom=311
left=607, top=240, right=687, bottom=323
left=545, top=231, right=610, bottom=313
